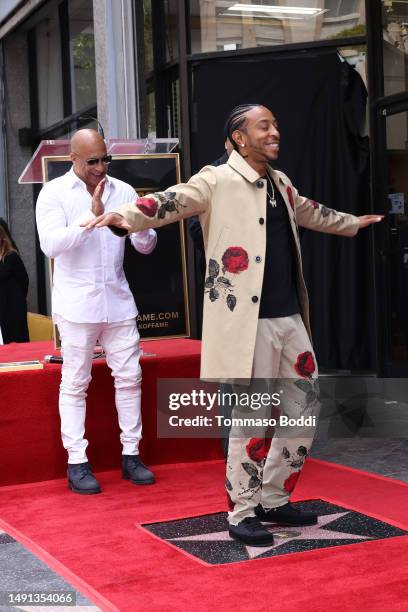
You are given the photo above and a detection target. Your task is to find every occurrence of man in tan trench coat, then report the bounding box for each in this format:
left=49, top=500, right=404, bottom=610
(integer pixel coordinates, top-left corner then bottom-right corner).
left=83, top=104, right=382, bottom=546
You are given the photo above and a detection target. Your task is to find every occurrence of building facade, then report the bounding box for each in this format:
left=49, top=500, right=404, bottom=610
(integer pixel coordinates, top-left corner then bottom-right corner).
left=0, top=0, right=407, bottom=376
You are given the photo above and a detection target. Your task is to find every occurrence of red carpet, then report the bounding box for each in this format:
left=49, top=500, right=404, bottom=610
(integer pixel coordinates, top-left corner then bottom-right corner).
left=0, top=340, right=223, bottom=485
left=0, top=458, right=408, bottom=611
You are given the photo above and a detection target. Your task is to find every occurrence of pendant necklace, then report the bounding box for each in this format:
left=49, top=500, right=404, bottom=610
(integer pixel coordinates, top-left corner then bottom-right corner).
left=267, top=175, right=277, bottom=207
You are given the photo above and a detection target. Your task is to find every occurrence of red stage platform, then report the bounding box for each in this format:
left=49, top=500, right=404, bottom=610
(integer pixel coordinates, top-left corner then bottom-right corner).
left=0, top=340, right=223, bottom=487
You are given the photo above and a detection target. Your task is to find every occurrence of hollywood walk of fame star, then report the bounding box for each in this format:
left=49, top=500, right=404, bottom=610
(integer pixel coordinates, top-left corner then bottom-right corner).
left=169, top=512, right=371, bottom=559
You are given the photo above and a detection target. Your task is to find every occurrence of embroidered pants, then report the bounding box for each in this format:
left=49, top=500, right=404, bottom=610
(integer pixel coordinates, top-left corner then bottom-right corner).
left=57, top=317, right=143, bottom=464
left=226, top=314, right=320, bottom=525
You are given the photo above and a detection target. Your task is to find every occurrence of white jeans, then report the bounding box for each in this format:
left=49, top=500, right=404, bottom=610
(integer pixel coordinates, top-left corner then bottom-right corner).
left=57, top=317, right=142, bottom=464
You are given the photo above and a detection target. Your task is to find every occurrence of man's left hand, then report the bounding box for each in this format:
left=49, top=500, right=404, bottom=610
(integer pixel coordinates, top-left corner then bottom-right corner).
left=358, top=215, right=384, bottom=229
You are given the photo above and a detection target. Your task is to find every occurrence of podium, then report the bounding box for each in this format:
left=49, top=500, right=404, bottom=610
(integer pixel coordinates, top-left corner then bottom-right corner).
left=20, top=139, right=190, bottom=340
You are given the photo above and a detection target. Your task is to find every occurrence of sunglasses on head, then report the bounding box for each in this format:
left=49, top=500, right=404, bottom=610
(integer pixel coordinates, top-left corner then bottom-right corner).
left=85, top=155, right=112, bottom=166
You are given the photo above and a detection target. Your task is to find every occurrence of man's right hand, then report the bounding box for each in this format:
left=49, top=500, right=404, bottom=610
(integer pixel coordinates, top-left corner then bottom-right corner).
left=92, top=179, right=106, bottom=217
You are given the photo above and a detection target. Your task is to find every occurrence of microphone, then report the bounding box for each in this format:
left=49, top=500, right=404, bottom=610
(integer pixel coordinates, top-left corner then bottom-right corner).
left=78, top=115, right=105, bottom=140
left=44, top=355, right=63, bottom=364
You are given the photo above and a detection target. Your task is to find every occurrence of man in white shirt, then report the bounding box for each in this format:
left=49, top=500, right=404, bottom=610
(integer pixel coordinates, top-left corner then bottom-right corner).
left=36, top=129, right=157, bottom=494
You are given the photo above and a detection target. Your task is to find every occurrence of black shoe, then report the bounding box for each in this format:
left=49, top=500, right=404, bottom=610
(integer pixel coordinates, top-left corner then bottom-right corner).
left=122, top=455, right=155, bottom=485
left=67, top=462, right=101, bottom=495
left=229, top=517, right=275, bottom=546
left=255, top=502, right=318, bottom=526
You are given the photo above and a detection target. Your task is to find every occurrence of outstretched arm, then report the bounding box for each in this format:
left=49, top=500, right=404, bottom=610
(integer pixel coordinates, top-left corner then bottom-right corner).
left=82, top=166, right=216, bottom=233
left=288, top=184, right=383, bottom=236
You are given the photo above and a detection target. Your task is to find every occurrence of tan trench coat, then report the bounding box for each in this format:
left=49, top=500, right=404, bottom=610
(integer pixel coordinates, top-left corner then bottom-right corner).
left=113, top=150, right=359, bottom=380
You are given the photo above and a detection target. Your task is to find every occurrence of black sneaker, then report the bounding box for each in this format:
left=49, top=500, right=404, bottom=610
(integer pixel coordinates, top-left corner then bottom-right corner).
left=122, top=455, right=155, bottom=485
left=67, top=462, right=101, bottom=495
left=229, top=517, right=275, bottom=546
left=255, top=502, right=317, bottom=526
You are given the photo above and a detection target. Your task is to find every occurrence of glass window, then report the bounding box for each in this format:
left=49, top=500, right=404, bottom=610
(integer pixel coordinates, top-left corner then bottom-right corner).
left=41, top=116, right=98, bottom=140
left=165, top=0, right=179, bottom=62
left=382, top=0, right=408, bottom=97
left=36, top=9, right=64, bottom=129
left=144, top=1, right=178, bottom=69
left=189, top=0, right=365, bottom=54
left=146, top=90, right=156, bottom=137
left=68, top=0, right=96, bottom=113
left=339, top=45, right=367, bottom=91
left=169, top=79, right=181, bottom=138
left=144, top=0, right=154, bottom=73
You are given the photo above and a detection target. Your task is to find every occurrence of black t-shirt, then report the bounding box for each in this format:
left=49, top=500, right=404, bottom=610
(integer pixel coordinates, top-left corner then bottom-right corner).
left=259, top=177, right=300, bottom=319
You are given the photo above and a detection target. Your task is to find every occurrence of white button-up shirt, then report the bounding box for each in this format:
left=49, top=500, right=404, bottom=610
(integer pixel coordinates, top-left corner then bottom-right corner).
left=36, top=168, right=157, bottom=323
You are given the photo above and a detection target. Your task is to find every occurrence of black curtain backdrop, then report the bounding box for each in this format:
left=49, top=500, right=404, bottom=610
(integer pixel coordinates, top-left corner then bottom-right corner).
left=190, top=50, right=375, bottom=370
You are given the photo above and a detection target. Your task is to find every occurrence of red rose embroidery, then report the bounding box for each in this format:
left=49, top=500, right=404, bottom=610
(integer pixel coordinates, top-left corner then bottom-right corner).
left=136, top=196, right=158, bottom=218
left=284, top=471, right=300, bottom=493
left=307, top=199, right=319, bottom=209
left=286, top=186, right=295, bottom=211
left=246, top=438, right=272, bottom=463
left=295, top=351, right=316, bottom=379
left=222, top=246, right=249, bottom=274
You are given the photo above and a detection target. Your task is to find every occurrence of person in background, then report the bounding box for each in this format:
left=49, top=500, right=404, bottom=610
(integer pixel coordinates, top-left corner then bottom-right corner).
left=0, top=222, right=29, bottom=344
left=0, top=218, right=18, bottom=250
left=36, top=129, right=157, bottom=495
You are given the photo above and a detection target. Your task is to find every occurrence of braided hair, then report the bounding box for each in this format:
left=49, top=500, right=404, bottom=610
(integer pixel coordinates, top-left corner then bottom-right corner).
left=225, top=104, right=263, bottom=151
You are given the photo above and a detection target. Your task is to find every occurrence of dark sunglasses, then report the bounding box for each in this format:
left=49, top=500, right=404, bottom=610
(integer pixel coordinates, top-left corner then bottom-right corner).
left=85, top=155, right=112, bottom=166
